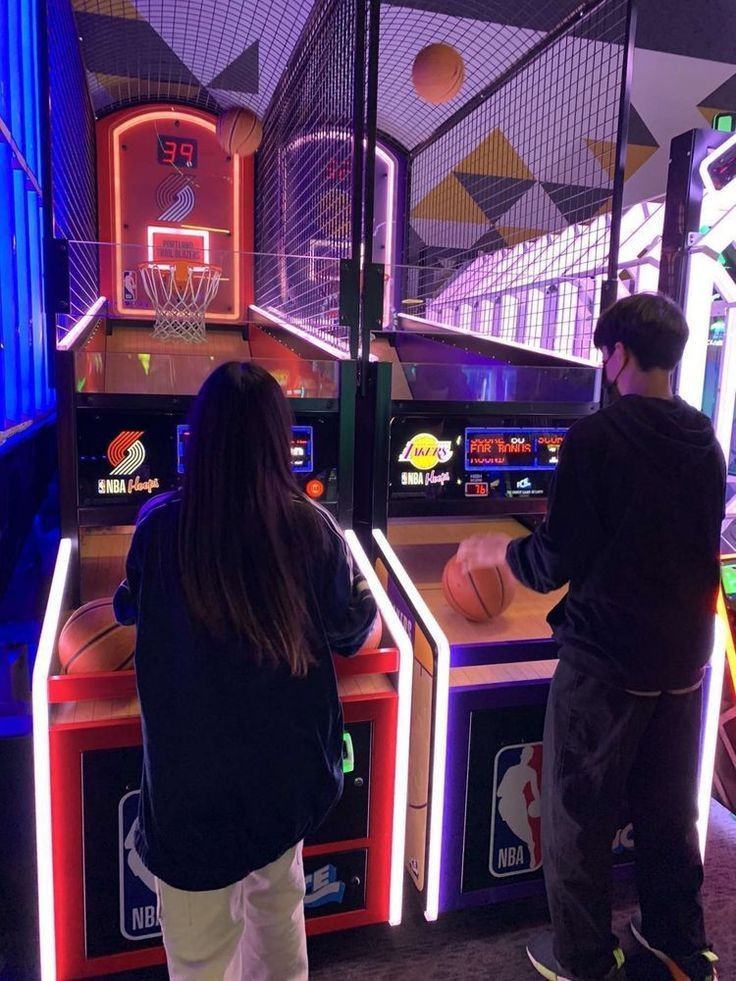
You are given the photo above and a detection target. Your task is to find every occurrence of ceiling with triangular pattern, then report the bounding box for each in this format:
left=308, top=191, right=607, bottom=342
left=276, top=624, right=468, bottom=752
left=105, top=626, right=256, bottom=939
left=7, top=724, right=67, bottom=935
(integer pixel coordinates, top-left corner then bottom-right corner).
left=71, top=0, right=736, bottom=149
left=69, top=0, right=736, bottom=246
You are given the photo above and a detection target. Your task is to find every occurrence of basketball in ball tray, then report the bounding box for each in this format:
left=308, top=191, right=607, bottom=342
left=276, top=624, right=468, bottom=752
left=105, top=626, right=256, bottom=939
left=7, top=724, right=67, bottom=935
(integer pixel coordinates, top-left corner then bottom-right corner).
left=442, top=553, right=516, bottom=622
left=58, top=598, right=136, bottom=674
left=216, top=107, right=263, bottom=157
left=412, top=43, right=465, bottom=105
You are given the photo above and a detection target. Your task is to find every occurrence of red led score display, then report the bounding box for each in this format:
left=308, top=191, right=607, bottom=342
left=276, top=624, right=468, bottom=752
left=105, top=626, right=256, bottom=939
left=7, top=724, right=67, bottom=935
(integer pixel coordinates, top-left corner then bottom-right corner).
left=157, top=134, right=198, bottom=168
left=464, top=428, right=566, bottom=471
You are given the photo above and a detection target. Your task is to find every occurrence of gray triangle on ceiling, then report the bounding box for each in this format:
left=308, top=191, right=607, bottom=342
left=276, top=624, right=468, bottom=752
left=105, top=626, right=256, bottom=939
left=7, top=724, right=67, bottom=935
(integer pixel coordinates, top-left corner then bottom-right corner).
left=207, top=42, right=259, bottom=95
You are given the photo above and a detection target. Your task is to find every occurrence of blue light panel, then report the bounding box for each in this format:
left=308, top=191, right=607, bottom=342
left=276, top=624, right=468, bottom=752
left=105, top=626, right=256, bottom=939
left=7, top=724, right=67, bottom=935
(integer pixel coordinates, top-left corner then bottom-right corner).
left=0, top=0, right=52, bottom=437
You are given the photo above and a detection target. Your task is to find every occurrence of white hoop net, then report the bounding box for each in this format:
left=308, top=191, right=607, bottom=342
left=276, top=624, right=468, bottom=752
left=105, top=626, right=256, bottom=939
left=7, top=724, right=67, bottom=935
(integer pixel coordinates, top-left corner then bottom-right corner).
left=138, top=262, right=222, bottom=343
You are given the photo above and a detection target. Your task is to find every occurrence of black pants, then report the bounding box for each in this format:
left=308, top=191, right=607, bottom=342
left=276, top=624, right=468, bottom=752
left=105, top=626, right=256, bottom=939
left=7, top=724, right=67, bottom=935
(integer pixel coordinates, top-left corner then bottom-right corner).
left=542, top=659, right=706, bottom=979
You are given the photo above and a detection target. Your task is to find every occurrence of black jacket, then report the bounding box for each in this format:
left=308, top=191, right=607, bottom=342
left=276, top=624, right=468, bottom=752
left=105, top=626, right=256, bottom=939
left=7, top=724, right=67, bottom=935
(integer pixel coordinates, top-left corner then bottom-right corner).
left=114, top=493, right=377, bottom=890
left=507, top=395, right=725, bottom=691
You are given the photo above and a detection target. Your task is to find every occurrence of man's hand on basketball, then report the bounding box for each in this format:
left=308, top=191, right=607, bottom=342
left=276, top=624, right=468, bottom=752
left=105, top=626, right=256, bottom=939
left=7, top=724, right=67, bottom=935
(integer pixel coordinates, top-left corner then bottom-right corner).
left=457, top=532, right=512, bottom=573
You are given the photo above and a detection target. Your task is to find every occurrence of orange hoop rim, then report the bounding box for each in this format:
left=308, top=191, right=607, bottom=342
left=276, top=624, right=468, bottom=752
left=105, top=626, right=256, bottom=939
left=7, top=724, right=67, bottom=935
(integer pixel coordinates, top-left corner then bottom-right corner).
left=137, top=260, right=222, bottom=275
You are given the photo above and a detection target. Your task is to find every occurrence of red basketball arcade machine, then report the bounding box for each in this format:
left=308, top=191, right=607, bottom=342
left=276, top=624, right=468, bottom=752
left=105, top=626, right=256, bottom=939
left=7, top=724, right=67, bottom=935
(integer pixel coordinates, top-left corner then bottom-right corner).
left=32, top=102, right=411, bottom=981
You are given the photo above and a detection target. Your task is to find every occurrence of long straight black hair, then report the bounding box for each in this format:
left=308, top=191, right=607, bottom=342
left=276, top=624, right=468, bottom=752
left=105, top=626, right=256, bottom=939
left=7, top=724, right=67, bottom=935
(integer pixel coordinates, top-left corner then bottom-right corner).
left=179, top=361, right=318, bottom=675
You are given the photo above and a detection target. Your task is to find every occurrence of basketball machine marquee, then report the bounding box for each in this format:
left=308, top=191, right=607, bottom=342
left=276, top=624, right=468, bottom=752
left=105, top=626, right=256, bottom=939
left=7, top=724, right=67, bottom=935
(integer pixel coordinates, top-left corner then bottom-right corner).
left=97, top=105, right=254, bottom=323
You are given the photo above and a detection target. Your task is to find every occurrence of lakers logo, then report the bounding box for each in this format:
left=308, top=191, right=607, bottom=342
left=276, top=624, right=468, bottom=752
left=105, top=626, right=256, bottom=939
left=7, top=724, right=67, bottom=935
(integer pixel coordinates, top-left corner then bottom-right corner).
left=398, top=433, right=453, bottom=471
left=108, top=431, right=146, bottom=477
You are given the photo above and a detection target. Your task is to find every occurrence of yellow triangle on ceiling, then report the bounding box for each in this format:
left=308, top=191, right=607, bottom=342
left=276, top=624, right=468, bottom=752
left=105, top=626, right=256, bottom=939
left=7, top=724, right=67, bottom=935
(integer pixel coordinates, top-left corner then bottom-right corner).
left=95, top=73, right=203, bottom=102
left=455, top=129, right=534, bottom=180
left=586, top=139, right=658, bottom=182
left=698, top=106, right=719, bottom=126
left=585, top=138, right=616, bottom=180
left=496, top=225, right=549, bottom=248
left=73, top=0, right=141, bottom=19
left=625, top=144, right=658, bottom=180
left=411, top=173, right=488, bottom=223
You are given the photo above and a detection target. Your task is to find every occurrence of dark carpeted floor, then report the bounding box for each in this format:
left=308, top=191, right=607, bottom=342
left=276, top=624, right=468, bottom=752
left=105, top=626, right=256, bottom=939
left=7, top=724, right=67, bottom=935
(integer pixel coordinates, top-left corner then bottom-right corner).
left=306, top=802, right=736, bottom=980
left=4, top=800, right=726, bottom=981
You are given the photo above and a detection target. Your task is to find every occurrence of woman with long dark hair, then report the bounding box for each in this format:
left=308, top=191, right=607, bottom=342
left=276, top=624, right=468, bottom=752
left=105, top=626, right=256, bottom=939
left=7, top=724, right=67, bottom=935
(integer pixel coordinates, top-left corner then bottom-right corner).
left=114, top=362, right=378, bottom=980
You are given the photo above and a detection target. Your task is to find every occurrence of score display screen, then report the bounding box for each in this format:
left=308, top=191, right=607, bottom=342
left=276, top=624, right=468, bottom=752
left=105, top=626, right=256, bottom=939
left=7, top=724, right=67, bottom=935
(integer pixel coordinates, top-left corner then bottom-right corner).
left=290, top=426, right=314, bottom=474
left=465, top=428, right=566, bottom=472
left=389, top=414, right=570, bottom=511
left=157, top=135, right=198, bottom=168
left=177, top=424, right=314, bottom=475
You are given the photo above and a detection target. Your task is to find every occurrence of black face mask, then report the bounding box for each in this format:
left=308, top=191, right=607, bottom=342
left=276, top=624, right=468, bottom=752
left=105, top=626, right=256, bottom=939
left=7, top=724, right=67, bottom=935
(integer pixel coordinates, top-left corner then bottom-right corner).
left=601, top=359, right=625, bottom=407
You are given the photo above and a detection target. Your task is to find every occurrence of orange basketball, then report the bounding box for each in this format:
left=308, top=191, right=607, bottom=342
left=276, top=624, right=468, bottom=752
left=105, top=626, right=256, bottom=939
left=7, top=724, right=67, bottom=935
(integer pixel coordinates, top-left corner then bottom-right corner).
left=412, top=43, right=465, bottom=105
left=442, top=554, right=516, bottom=622
left=58, top=599, right=136, bottom=674
left=216, top=107, right=263, bottom=157
left=358, top=612, right=384, bottom=652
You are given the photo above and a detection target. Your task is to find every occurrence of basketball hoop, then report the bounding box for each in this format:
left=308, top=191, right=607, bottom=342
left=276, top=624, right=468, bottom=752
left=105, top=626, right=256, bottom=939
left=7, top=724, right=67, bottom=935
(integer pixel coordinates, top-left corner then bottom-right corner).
left=138, top=261, right=222, bottom=343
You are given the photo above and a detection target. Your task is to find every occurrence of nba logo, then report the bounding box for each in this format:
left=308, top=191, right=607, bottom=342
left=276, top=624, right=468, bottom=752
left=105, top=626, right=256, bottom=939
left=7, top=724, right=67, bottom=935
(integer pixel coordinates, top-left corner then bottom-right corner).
left=122, top=270, right=137, bottom=307
left=118, top=791, right=161, bottom=941
left=489, top=742, right=543, bottom=877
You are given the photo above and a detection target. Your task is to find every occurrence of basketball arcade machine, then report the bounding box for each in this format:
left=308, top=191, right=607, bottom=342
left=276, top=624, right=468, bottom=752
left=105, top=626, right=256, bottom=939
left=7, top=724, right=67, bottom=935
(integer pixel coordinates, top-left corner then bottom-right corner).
left=360, top=130, right=736, bottom=921
left=657, top=128, right=736, bottom=822
left=361, top=126, right=736, bottom=927
left=365, top=352, right=615, bottom=920
left=33, top=103, right=411, bottom=981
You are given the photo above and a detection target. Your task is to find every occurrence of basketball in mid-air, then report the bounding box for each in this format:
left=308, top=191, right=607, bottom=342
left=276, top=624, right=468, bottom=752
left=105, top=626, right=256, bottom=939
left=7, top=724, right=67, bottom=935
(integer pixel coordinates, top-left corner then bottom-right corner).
left=58, top=598, right=136, bottom=674
left=441, top=554, right=516, bottom=622
left=216, top=107, right=263, bottom=157
left=411, top=43, right=465, bottom=105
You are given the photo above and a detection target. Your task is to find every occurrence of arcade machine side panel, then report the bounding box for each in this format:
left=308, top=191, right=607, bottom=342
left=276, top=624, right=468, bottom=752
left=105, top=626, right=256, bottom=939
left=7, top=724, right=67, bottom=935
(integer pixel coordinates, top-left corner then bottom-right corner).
left=658, top=130, right=736, bottom=827
left=374, top=552, right=441, bottom=914
left=304, top=691, right=398, bottom=934
left=442, top=681, right=548, bottom=912
left=48, top=701, right=397, bottom=980
left=96, top=104, right=254, bottom=326
left=658, top=128, right=729, bottom=321
left=48, top=716, right=165, bottom=981
left=439, top=680, right=634, bottom=914
left=715, top=561, right=736, bottom=813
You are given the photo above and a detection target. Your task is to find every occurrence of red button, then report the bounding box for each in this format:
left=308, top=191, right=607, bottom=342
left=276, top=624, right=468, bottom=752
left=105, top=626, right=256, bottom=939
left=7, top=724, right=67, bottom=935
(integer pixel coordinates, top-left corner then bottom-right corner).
left=306, top=479, right=324, bottom=499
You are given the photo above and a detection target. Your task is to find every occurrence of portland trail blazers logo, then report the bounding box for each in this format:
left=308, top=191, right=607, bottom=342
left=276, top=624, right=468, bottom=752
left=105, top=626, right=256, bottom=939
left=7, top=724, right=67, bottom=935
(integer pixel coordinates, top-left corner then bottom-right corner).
left=107, top=431, right=146, bottom=476
left=155, top=172, right=196, bottom=222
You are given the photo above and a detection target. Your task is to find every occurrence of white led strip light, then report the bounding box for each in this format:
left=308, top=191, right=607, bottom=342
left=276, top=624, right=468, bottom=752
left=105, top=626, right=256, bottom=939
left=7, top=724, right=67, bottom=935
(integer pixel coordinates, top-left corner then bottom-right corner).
left=398, top=313, right=600, bottom=368
left=372, top=528, right=451, bottom=921
left=344, top=530, right=412, bottom=925
left=56, top=296, right=107, bottom=352
left=249, top=304, right=349, bottom=361
left=697, top=613, right=727, bottom=858
left=32, top=538, right=73, bottom=981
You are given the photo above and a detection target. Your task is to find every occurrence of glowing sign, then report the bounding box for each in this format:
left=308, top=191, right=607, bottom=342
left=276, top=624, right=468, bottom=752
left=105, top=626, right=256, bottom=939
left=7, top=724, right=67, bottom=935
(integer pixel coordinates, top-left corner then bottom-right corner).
left=99, top=431, right=159, bottom=496
left=464, top=428, right=566, bottom=472
left=398, top=433, right=453, bottom=472
left=290, top=426, right=314, bottom=473
left=156, top=135, right=198, bottom=168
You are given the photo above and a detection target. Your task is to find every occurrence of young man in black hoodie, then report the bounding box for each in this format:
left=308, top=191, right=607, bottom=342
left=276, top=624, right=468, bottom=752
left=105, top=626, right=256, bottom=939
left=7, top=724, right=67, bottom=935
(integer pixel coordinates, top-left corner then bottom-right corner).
left=458, top=294, right=725, bottom=981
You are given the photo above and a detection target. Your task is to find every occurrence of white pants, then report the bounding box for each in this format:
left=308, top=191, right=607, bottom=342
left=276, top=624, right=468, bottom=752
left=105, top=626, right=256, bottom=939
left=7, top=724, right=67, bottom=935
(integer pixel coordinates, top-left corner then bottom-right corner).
left=156, top=842, right=308, bottom=981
